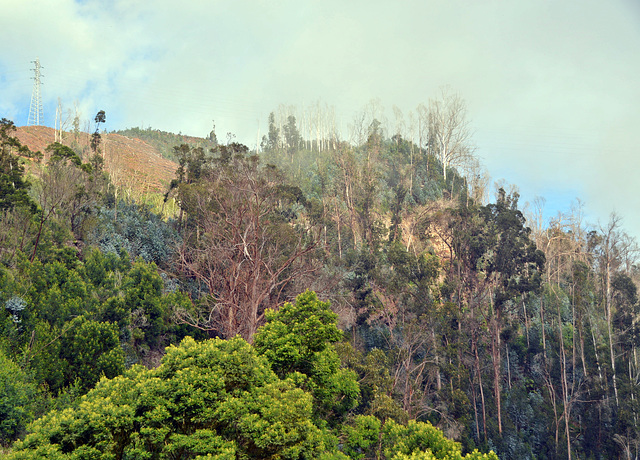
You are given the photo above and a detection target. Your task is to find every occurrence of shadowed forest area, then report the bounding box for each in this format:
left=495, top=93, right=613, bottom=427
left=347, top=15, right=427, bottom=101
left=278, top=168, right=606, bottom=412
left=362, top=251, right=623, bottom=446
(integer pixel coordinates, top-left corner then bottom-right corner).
left=1, top=93, right=639, bottom=459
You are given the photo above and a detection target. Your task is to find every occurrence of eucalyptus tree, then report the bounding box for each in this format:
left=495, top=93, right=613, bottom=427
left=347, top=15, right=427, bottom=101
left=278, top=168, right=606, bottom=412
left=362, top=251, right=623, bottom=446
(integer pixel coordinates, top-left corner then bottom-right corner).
left=30, top=143, right=101, bottom=260
left=0, top=119, right=38, bottom=264
left=0, top=119, right=37, bottom=213
left=426, top=89, right=474, bottom=182
left=591, top=214, right=639, bottom=407
left=174, top=144, right=320, bottom=341
left=439, top=190, right=544, bottom=437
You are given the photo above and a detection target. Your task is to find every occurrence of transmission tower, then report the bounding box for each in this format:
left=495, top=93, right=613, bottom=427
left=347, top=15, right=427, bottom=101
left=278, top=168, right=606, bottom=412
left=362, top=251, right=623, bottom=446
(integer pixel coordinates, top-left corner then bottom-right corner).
left=28, top=58, right=44, bottom=126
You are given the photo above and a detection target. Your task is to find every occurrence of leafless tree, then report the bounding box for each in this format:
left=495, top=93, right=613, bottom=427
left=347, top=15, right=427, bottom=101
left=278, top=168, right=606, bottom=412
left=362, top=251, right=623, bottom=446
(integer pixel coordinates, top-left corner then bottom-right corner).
left=31, top=144, right=95, bottom=260
left=175, top=151, right=320, bottom=341
left=593, top=213, right=639, bottom=407
left=460, top=156, right=489, bottom=206
left=427, top=88, right=474, bottom=181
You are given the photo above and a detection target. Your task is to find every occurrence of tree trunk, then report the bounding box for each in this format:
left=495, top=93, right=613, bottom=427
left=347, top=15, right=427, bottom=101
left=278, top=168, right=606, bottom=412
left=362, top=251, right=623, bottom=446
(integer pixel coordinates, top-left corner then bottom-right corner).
left=541, top=296, right=547, bottom=356
left=473, top=336, right=487, bottom=441
left=432, top=329, right=442, bottom=391
left=491, top=315, right=502, bottom=435
left=590, top=318, right=604, bottom=384
left=469, top=372, right=481, bottom=441
left=605, top=264, right=619, bottom=406
left=558, top=297, right=572, bottom=460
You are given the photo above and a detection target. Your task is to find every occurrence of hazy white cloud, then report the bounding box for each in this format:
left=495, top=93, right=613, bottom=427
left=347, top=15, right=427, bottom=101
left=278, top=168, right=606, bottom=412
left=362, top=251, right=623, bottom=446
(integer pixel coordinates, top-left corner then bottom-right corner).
left=1, top=0, right=639, bottom=237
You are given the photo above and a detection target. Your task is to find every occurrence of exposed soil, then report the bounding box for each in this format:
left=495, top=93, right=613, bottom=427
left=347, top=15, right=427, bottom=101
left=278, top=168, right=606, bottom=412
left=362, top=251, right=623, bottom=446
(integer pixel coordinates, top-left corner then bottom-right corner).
left=14, top=126, right=178, bottom=194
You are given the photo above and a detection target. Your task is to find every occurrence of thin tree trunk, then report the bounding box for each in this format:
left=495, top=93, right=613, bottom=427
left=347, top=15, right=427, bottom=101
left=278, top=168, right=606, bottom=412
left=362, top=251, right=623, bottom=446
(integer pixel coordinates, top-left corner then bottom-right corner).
left=541, top=296, right=547, bottom=356
left=432, top=329, right=442, bottom=391
left=606, top=263, right=619, bottom=406
left=469, top=372, right=481, bottom=442
left=590, top=321, right=604, bottom=384
left=523, top=297, right=530, bottom=347
left=506, top=342, right=512, bottom=390
left=474, top=338, right=487, bottom=441
left=491, top=316, right=502, bottom=435
left=558, top=297, right=572, bottom=460
left=31, top=214, right=47, bottom=262
left=580, top=326, right=588, bottom=380
left=335, top=199, right=343, bottom=259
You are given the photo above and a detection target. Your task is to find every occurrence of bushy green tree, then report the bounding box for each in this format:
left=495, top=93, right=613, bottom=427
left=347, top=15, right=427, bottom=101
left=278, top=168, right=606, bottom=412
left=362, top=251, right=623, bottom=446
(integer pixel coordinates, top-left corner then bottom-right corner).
left=254, top=290, right=360, bottom=424
left=1, top=249, right=191, bottom=392
left=122, top=260, right=166, bottom=347
left=59, top=317, right=124, bottom=392
left=341, top=415, right=382, bottom=459
left=8, top=336, right=334, bottom=459
left=0, top=350, right=36, bottom=446
left=382, top=420, right=499, bottom=460
left=337, top=345, right=408, bottom=422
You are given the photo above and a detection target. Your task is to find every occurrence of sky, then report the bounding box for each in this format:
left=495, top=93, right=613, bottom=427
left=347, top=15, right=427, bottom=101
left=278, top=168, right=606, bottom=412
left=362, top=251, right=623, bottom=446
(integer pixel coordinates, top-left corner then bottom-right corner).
left=1, top=0, right=639, bottom=239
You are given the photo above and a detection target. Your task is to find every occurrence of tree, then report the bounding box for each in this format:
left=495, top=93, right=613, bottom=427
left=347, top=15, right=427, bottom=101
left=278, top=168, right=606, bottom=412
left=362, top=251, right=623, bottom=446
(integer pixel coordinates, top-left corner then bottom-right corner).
left=284, top=115, right=302, bottom=161
left=0, top=350, right=36, bottom=446
left=208, top=120, right=219, bottom=146
left=7, top=304, right=499, bottom=459
left=175, top=145, right=319, bottom=341
left=261, top=111, right=281, bottom=153
left=254, top=290, right=360, bottom=423
left=59, top=316, right=125, bottom=392
left=356, top=119, right=385, bottom=249
left=381, top=419, right=499, bottom=460
left=163, top=143, right=211, bottom=220
left=121, top=259, right=171, bottom=352
left=91, top=200, right=179, bottom=267
left=339, top=417, right=499, bottom=460
left=8, top=336, right=334, bottom=460
left=592, top=214, right=639, bottom=407
left=427, top=89, right=473, bottom=182
left=0, top=249, right=194, bottom=398
left=0, top=120, right=38, bottom=264
left=30, top=143, right=98, bottom=260
left=439, top=191, right=544, bottom=437
left=476, top=190, right=545, bottom=436
left=90, top=110, right=106, bottom=157
left=0, top=119, right=37, bottom=213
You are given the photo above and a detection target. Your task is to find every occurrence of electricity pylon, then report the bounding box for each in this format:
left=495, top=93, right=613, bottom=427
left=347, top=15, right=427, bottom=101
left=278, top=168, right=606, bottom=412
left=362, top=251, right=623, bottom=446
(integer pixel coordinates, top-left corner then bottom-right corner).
left=28, top=58, right=44, bottom=126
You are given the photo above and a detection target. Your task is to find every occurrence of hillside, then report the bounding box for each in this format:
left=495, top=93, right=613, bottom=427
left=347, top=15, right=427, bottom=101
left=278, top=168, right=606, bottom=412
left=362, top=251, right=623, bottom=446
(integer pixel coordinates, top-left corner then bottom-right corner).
left=113, top=126, right=218, bottom=162
left=14, top=126, right=179, bottom=194
left=4, top=108, right=639, bottom=459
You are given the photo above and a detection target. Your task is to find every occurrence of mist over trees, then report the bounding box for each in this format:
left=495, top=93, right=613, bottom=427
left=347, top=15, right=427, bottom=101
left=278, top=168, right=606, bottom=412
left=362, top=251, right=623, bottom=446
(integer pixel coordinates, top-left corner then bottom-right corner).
left=1, top=93, right=639, bottom=459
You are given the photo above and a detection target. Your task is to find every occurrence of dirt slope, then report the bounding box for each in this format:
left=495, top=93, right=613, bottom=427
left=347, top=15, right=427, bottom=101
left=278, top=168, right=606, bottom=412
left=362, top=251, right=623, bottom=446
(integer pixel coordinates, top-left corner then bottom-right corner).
left=14, top=126, right=178, bottom=194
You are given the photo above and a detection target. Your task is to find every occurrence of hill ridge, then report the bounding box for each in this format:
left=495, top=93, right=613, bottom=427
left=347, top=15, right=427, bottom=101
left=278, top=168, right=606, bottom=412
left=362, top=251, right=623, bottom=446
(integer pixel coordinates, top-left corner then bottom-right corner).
left=14, top=125, right=179, bottom=194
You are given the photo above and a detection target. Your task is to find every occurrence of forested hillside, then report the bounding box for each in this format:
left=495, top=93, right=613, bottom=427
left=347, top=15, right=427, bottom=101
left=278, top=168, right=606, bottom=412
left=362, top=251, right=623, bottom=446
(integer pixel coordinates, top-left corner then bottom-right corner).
left=1, top=93, right=638, bottom=459
left=113, top=126, right=219, bottom=163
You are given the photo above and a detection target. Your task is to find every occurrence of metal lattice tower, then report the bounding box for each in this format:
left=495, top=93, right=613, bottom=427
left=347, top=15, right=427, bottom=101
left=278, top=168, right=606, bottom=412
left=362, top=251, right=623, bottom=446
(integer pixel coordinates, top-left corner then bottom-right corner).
left=28, top=58, right=44, bottom=126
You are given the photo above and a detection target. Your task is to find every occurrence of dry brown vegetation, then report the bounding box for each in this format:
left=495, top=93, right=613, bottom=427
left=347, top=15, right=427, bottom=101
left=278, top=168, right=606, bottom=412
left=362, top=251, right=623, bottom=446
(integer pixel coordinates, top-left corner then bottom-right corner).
left=14, top=126, right=178, bottom=194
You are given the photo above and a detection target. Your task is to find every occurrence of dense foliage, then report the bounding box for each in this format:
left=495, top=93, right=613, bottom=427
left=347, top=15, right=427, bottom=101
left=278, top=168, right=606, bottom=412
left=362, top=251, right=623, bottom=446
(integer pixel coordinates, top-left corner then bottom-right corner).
left=1, top=97, right=639, bottom=459
left=6, top=292, right=497, bottom=460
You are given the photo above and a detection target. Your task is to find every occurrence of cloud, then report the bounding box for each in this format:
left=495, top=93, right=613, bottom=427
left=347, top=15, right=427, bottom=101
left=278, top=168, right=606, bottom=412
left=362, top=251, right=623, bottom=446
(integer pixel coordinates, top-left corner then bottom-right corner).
left=1, top=0, right=639, bottom=239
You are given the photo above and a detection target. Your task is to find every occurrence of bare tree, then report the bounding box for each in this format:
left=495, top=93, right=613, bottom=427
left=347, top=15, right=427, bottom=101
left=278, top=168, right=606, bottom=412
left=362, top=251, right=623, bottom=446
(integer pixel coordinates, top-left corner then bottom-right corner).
left=460, top=156, right=489, bottom=205
left=348, top=110, right=368, bottom=147
left=407, top=110, right=417, bottom=191
left=175, top=147, right=320, bottom=341
left=593, top=213, right=639, bottom=407
left=392, top=105, right=405, bottom=143
left=427, top=88, right=473, bottom=181
left=31, top=143, right=97, bottom=260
